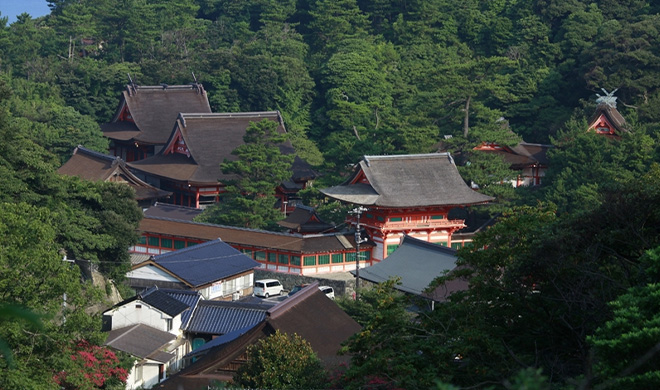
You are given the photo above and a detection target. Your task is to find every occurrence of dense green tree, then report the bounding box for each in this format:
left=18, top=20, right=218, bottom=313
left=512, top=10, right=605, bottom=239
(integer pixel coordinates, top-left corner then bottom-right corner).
left=196, top=119, right=293, bottom=229
left=232, top=330, right=327, bottom=389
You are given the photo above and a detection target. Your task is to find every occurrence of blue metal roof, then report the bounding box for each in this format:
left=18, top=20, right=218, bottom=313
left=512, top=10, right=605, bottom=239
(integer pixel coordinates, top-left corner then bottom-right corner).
left=161, top=289, right=202, bottom=328
left=185, top=300, right=267, bottom=335
left=153, top=239, right=260, bottom=287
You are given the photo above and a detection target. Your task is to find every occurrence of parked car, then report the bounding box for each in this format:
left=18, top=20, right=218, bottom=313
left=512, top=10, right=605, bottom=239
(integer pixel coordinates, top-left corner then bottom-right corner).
left=319, top=286, right=335, bottom=299
left=254, top=279, right=283, bottom=298
left=287, top=284, right=309, bottom=297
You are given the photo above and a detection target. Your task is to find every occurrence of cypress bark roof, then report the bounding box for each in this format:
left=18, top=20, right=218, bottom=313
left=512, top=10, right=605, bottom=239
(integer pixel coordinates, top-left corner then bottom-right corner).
left=57, top=145, right=171, bottom=201
left=588, top=103, right=630, bottom=134
left=102, top=83, right=211, bottom=145
left=277, top=205, right=335, bottom=233
left=127, top=111, right=317, bottom=185
left=320, top=153, right=494, bottom=208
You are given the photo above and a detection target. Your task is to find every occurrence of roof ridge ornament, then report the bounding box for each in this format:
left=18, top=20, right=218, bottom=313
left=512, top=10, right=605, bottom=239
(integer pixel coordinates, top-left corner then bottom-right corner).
left=596, top=88, right=619, bottom=108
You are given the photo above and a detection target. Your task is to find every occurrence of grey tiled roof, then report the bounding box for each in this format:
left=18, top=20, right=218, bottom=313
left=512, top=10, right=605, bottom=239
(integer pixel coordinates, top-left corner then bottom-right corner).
left=105, top=324, right=175, bottom=362
left=185, top=300, right=268, bottom=335
left=352, top=235, right=466, bottom=301
left=143, top=202, right=203, bottom=222
left=320, top=153, right=494, bottom=207
left=162, top=289, right=202, bottom=328
left=139, top=287, right=190, bottom=317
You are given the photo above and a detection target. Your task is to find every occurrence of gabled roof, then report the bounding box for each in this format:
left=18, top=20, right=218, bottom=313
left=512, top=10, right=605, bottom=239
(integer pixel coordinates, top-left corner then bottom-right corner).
left=138, top=215, right=374, bottom=254
left=352, top=235, right=466, bottom=301
left=185, top=300, right=269, bottom=335
left=57, top=146, right=171, bottom=201
left=320, top=153, right=494, bottom=208
left=277, top=205, right=335, bottom=233
left=143, top=202, right=203, bottom=222
left=102, top=83, right=211, bottom=145
left=139, top=239, right=260, bottom=288
left=161, top=288, right=202, bottom=329
left=105, top=324, right=176, bottom=363
left=588, top=103, right=629, bottom=134
left=159, top=283, right=361, bottom=389
left=474, top=142, right=553, bottom=169
left=127, top=111, right=317, bottom=185
left=104, top=286, right=190, bottom=319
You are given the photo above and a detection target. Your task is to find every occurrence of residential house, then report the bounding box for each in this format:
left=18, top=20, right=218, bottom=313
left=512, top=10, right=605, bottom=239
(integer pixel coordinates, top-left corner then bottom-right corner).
left=127, top=238, right=261, bottom=299
left=57, top=146, right=171, bottom=208
left=102, top=82, right=212, bottom=161
left=157, top=282, right=361, bottom=389
left=102, top=287, right=195, bottom=389
left=320, top=153, right=494, bottom=260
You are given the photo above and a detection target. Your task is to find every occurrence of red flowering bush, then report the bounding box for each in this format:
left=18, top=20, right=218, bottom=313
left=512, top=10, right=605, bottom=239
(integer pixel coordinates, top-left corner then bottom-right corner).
left=53, top=340, right=131, bottom=390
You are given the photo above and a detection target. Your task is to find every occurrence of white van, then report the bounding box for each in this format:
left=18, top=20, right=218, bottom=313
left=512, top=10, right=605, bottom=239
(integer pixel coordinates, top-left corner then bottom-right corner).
left=254, top=279, right=283, bottom=298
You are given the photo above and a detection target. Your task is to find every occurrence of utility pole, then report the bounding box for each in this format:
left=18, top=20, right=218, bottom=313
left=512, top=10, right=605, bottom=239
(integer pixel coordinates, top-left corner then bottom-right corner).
left=350, top=206, right=368, bottom=300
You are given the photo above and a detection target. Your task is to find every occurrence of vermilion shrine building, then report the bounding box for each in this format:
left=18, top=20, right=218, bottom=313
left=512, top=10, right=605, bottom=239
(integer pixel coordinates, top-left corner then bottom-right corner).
left=588, top=89, right=629, bottom=137
left=473, top=141, right=553, bottom=187
left=320, top=153, right=493, bottom=261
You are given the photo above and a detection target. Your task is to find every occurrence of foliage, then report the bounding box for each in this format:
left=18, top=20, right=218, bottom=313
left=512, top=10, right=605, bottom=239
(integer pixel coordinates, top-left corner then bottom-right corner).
left=196, top=119, right=294, bottom=229
left=232, top=330, right=327, bottom=389
left=53, top=340, right=132, bottom=390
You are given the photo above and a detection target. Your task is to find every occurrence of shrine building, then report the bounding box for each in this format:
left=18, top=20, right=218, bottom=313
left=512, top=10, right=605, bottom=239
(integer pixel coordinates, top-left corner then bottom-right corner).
left=320, top=153, right=494, bottom=261
left=102, top=82, right=212, bottom=162
left=588, top=88, right=630, bottom=137
left=473, top=141, right=553, bottom=187
left=126, top=111, right=317, bottom=209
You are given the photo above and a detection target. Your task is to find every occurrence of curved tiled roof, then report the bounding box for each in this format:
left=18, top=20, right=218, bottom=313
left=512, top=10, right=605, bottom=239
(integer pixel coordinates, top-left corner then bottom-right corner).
left=320, top=153, right=494, bottom=208
left=185, top=301, right=268, bottom=335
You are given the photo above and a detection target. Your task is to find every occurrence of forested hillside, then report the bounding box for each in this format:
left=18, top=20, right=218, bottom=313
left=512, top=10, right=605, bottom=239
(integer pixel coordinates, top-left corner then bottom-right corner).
left=2, top=0, right=660, bottom=389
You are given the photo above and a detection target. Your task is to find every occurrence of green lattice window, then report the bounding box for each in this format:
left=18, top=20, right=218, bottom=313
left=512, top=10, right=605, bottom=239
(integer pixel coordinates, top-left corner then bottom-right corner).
left=451, top=242, right=463, bottom=250
left=332, top=253, right=343, bottom=263
left=345, top=252, right=356, bottom=262
left=254, top=251, right=266, bottom=261
left=303, top=256, right=316, bottom=266
left=268, top=252, right=277, bottom=263
left=390, top=217, right=402, bottom=222
left=160, top=238, right=172, bottom=249
left=431, top=215, right=444, bottom=220
left=174, top=240, right=186, bottom=249
left=278, top=254, right=289, bottom=264
left=148, top=236, right=160, bottom=247
left=318, top=254, right=330, bottom=265
left=241, top=249, right=253, bottom=257
left=387, top=245, right=399, bottom=255
left=291, top=256, right=301, bottom=266
left=138, top=236, right=146, bottom=245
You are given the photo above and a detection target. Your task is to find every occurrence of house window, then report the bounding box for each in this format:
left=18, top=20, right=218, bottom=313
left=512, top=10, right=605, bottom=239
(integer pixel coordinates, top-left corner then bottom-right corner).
left=303, top=256, right=316, bottom=266
left=174, top=240, right=186, bottom=249
left=268, top=253, right=277, bottom=263
left=148, top=236, right=160, bottom=247
left=291, top=256, right=301, bottom=266
left=318, top=254, right=330, bottom=265
left=387, top=245, right=399, bottom=255
left=166, top=318, right=173, bottom=331
left=254, top=251, right=266, bottom=261
left=278, top=254, right=289, bottom=264
left=331, top=253, right=343, bottom=263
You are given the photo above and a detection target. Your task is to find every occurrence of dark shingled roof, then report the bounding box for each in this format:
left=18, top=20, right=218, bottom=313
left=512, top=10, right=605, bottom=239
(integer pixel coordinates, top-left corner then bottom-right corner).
left=320, top=153, right=494, bottom=208
left=185, top=300, right=268, bottom=335
left=476, top=142, right=553, bottom=169
left=57, top=146, right=171, bottom=201
left=146, top=239, right=260, bottom=288
left=143, top=202, right=203, bottom=222
left=103, top=83, right=211, bottom=145
left=127, top=111, right=317, bottom=185
left=161, top=289, right=202, bottom=328
left=139, top=216, right=374, bottom=254
left=277, top=205, right=335, bottom=233
left=352, top=235, right=467, bottom=301
left=589, top=103, right=630, bottom=134
left=105, top=324, right=175, bottom=363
